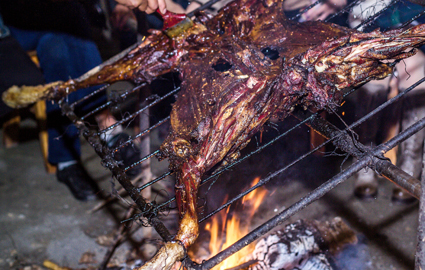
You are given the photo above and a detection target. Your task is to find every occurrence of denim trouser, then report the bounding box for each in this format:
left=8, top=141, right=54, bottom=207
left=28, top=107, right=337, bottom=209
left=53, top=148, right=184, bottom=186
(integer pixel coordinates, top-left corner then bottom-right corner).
left=9, top=27, right=105, bottom=164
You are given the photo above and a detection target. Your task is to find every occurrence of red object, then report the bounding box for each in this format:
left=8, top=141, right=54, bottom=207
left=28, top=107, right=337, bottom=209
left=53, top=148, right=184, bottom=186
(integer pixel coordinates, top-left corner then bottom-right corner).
left=157, top=9, right=187, bottom=30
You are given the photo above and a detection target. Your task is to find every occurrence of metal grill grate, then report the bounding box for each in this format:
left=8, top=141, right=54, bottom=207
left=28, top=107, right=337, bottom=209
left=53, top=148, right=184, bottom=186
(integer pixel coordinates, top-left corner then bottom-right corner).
left=56, top=0, right=425, bottom=268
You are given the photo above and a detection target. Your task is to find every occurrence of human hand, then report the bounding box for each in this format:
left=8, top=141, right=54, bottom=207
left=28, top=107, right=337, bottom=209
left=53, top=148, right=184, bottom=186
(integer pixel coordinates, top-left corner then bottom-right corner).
left=115, top=0, right=167, bottom=14
left=301, top=0, right=347, bottom=21
left=110, top=4, right=137, bottom=30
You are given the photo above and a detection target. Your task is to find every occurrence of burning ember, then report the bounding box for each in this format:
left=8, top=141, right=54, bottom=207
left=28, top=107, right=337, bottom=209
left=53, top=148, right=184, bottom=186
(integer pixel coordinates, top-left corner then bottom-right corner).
left=202, top=177, right=268, bottom=270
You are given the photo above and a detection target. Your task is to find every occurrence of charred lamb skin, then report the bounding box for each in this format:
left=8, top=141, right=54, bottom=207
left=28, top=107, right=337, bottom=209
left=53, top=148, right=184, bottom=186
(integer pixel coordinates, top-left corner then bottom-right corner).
left=4, top=0, right=425, bottom=268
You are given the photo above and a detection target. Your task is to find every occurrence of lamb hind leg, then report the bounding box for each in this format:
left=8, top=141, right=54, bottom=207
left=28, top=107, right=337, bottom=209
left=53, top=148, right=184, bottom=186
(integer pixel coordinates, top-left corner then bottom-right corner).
left=134, top=156, right=203, bottom=270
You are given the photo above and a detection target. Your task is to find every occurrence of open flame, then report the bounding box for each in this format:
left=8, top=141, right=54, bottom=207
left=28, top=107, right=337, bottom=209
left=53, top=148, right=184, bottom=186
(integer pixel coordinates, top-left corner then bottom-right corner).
left=205, top=177, right=268, bottom=270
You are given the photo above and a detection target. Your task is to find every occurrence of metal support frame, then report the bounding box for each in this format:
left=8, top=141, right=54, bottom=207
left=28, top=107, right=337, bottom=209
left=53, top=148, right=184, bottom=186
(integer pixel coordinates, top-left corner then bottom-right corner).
left=293, top=108, right=421, bottom=199
left=416, top=137, right=425, bottom=269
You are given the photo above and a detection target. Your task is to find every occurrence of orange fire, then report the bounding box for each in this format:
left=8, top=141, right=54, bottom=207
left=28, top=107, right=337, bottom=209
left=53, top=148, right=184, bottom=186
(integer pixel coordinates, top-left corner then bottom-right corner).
left=205, top=177, right=268, bottom=270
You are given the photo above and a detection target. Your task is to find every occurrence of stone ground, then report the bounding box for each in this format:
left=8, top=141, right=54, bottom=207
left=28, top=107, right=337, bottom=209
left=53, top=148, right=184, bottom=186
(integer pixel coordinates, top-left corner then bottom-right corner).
left=0, top=111, right=420, bottom=270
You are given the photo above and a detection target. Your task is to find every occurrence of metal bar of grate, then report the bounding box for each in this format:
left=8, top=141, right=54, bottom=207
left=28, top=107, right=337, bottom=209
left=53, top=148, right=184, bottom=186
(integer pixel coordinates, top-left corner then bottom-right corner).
left=401, top=10, right=425, bottom=28
left=325, top=0, right=362, bottom=22
left=136, top=171, right=173, bottom=192
left=355, top=0, right=400, bottom=30
left=80, top=83, right=145, bottom=120
left=69, top=84, right=109, bottom=110
left=97, top=86, right=180, bottom=136
left=188, top=0, right=228, bottom=16
left=289, top=0, right=324, bottom=20
left=130, top=117, right=170, bottom=146
left=112, top=116, right=170, bottom=154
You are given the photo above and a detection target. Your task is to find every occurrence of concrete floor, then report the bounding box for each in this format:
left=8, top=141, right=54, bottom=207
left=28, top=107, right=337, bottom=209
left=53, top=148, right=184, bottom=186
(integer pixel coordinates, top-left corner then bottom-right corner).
left=0, top=119, right=123, bottom=269
left=0, top=115, right=420, bottom=270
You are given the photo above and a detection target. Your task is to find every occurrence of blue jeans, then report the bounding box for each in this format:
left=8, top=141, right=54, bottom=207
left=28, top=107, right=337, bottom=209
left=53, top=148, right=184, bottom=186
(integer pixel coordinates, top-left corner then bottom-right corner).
left=10, top=27, right=105, bottom=164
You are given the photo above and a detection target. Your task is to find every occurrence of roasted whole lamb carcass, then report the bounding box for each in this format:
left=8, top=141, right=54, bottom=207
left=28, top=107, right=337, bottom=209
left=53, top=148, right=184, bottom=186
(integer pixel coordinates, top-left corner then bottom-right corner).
left=4, top=0, right=425, bottom=269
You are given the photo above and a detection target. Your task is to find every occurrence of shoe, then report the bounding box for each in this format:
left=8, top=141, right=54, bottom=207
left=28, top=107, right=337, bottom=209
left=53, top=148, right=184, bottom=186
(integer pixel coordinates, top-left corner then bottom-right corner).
left=107, top=133, right=142, bottom=177
left=354, top=185, right=378, bottom=200
left=56, top=163, right=99, bottom=201
left=392, top=187, right=416, bottom=204
left=354, top=168, right=378, bottom=200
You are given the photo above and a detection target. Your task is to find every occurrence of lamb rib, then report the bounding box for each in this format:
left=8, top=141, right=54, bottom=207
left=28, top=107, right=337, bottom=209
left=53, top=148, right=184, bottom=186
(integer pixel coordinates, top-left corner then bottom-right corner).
left=3, top=0, right=425, bottom=269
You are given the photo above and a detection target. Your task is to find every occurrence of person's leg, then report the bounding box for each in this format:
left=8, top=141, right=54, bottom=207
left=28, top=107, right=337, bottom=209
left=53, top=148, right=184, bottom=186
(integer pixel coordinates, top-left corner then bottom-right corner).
left=35, top=33, right=104, bottom=200
left=7, top=26, right=44, bottom=52
left=394, top=52, right=425, bottom=203
left=353, top=79, right=389, bottom=199
left=39, top=32, right=141, bottom=180
left=36, top=33, right=104, bottom=164
left=3, top=29, right=99, bottom=200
